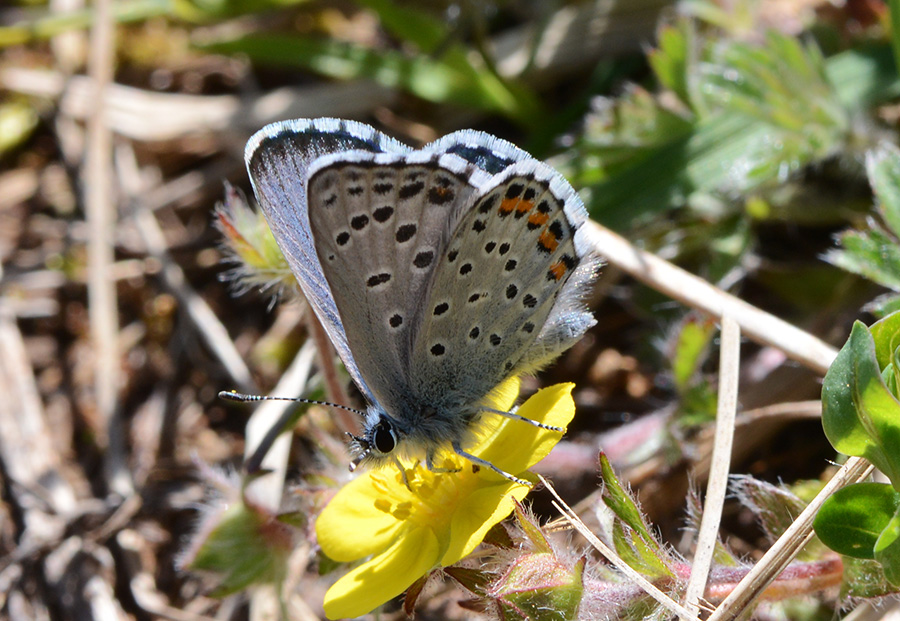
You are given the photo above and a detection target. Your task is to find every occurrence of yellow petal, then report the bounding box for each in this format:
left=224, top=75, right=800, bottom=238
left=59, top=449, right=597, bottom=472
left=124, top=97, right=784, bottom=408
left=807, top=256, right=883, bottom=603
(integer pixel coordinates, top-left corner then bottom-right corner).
left=316, top=472, right=406, bottom=563
left=483, top=375, right=521, bottom=412
left=476, top=383, right=575, bottom=476
left=323, top=526, right=440, bottom=620
left=439, top=481, right=530, bottom=566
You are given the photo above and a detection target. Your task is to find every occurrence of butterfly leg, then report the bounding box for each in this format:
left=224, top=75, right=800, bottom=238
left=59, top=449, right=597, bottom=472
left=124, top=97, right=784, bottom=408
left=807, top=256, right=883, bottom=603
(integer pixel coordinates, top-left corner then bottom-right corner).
left=391, top=456, right=412, bottom=490
left=425, top=450, right=462, bottom=475
left=452, top=442, right=532, bottom=487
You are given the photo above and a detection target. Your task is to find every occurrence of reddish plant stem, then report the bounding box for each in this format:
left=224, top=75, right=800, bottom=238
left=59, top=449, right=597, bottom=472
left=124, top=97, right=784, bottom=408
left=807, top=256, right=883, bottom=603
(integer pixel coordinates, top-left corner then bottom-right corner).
left=304, top=310, right=360, bottom=435
left=668, top=557, right=845, bottom=605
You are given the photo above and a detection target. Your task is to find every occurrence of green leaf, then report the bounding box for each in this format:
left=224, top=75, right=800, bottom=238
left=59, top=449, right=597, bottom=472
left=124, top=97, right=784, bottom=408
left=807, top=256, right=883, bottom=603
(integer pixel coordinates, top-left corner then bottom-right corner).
left=841, top=556, right=900, bottom=598
left=895, top=342, right=900, bottom=398
left=628, top=529, right=673, bottom=580
left=870, top=310, right=900, bottom=371
left=867, top=143, right=900, bottom=238
left=869, top=293, right=900, bottom=319
left=875, top=505, right=900, bottom=585
left=821, top=321, right=900, bottom=488
left=599, top=454, right=658, bottom=549
left=670, top=315, right=716, bottom=392
left=188, top=500, right=292, bottom=596
left=199, top=34, right=541, bottom=124
left=354, top=0, right=445, bottom=52
left=514, top=502, right=552, bottom=554
left=828, top=228, right=900, bottom=292
left=702, top=32, right=845, bottom=138
left=495, top=554, right=585, bottom=621
left=584, top=44, right=900, bottom=229
left=891, top=0, right=900, bottom=87
left=599, top=454, right=674, bottom=579
left=648, top=22, right=691, bottom=106
left=814, top=482, right=900, bottom=559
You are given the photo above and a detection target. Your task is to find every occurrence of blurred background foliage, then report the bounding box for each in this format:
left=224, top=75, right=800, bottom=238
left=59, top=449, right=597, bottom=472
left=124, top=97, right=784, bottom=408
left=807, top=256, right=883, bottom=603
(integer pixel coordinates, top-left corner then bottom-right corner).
left=3, top=0, right=900, bottom=618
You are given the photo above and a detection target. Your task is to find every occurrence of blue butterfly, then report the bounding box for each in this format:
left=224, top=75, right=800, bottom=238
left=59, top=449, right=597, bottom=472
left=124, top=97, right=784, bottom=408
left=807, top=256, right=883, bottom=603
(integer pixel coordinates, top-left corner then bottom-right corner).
left=245, top=118, right=597, bottom=484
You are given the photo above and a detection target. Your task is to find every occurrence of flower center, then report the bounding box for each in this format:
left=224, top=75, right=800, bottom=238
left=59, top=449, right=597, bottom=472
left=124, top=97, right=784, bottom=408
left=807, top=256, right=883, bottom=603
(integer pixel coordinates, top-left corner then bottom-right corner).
left=369, top=458, right=477, bottom=525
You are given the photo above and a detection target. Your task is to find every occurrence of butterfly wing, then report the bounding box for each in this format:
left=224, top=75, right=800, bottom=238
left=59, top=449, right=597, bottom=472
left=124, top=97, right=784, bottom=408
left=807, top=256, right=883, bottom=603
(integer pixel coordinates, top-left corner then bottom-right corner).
left=303, top=150, right=491, bottom=417
left=245, top=119, right=410, bottom=402
left=409, top=158, right=597, bottom=412
left=423, top=129, right=531, bottom=174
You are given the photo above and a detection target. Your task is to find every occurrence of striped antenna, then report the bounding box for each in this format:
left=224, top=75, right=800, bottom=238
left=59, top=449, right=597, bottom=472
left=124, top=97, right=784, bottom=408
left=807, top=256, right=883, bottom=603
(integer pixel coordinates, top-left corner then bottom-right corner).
left=218, top=390, right=365, bottom=416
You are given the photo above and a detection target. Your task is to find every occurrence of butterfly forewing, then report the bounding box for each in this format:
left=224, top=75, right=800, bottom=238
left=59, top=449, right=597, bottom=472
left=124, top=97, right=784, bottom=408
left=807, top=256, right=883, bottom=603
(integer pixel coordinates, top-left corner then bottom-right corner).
left=411, top=159, right=591, bottom=410
left=305, top=151, right=489, bottom=414
left=246, top=119, right=410, bottom=404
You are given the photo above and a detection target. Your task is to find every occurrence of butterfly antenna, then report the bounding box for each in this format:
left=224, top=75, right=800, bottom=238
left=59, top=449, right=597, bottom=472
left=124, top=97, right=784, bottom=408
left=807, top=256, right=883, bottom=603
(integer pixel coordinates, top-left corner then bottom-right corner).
left=218, top=390, right=366, bottom=416
left=219, top=390, right=367, bottom=474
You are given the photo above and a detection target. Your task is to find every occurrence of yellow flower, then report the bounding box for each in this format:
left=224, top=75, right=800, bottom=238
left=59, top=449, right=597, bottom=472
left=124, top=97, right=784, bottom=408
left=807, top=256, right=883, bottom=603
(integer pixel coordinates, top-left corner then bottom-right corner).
left=315, top=382, right=577, bottom=619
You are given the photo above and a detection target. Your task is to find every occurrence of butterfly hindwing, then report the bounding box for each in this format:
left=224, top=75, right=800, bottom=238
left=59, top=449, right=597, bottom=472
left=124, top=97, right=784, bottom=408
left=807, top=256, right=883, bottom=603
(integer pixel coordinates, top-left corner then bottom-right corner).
left=423, top=129, right=531, bottom=174
left=410, top=158, right=595, bottom=411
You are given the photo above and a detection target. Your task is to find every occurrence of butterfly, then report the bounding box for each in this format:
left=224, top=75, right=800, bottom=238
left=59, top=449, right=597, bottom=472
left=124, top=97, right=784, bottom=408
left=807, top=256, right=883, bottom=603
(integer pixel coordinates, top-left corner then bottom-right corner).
left=245, top=118, right=598, bottom=485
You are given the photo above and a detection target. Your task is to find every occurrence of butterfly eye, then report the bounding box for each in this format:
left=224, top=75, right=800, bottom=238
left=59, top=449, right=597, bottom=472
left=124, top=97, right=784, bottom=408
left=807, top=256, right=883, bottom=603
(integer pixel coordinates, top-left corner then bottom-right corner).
left=372, top=420, right=397, bottom=454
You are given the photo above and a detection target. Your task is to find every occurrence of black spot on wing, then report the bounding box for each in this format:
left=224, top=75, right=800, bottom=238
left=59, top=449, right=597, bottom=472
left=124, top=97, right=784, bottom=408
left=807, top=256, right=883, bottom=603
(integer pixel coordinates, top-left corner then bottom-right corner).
left=396, top=224, right=417, bottom=243
left=413, top=251, right=435, bottom=269
left=399, top=181, right=425, bottom=199
left=427, top=186, right=455, bottom=205
left=373, top=206, right=394, bottom=222
left=367, top=273, right=391, bottom=288
left=477, top=194, right=498, bottom=214
left=505, top=183, right=524, bottom=199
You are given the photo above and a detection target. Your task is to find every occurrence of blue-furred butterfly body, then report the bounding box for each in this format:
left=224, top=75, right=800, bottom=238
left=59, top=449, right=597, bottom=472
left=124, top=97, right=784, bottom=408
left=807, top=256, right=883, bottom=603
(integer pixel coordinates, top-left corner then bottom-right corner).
left=245, top=118, right=598, bottom=484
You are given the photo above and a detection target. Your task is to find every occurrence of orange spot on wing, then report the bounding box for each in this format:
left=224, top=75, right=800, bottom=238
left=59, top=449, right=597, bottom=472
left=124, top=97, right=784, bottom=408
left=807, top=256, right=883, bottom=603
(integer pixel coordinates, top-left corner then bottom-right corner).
left=548, top=260, right=567, bottom=280
left=539, top=230, right=559, bottom=253
left=516, top=199, right=534, bottom=215
left=500, top=198, right=518, bottom=214
left=528, top=212, right=549, bottom=227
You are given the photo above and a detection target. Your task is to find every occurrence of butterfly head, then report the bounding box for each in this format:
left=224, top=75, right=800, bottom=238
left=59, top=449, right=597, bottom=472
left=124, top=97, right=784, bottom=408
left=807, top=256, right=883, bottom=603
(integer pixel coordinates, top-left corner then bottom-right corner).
left=347, top=408, right=404, bottom=470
